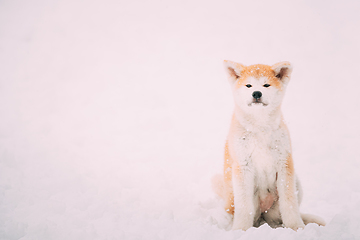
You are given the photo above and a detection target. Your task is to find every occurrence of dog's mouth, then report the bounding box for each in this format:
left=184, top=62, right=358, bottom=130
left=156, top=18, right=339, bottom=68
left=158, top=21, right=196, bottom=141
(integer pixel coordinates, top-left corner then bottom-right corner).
left=248, top=99, right=268, bottom=107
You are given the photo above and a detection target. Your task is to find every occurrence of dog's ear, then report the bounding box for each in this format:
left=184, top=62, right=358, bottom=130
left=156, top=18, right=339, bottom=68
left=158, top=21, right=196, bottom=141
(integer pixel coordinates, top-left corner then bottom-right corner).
left=223, top=60, right=244, bottom=84
left=271, top=62, right=293, bottom=84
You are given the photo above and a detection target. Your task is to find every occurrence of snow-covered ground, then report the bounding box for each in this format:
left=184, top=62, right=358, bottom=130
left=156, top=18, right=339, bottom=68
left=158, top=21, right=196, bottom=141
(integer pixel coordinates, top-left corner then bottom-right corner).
left=1, top=0, right=360, bottom=239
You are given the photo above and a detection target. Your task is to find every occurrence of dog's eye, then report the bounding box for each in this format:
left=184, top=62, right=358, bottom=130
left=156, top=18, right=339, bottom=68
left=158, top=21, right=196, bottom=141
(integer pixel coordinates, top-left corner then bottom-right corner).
left=263, top=84, right=271, bottom=88
left=246, top=84, right=252, bottom=88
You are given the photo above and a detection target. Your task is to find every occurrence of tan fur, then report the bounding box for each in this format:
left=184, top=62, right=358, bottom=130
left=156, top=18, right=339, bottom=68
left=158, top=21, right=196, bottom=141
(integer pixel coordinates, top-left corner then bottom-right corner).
left=223, top=140, right=235, bottom=214
left=284, top=155, right=297, bottom=203
left=223, top=61, right=283, bottom=90
left=236, top=64, right=282, bottom=89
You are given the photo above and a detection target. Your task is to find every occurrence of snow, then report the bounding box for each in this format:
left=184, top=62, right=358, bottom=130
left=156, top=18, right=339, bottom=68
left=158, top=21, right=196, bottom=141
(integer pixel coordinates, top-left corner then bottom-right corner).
left=1, top=0, right=360, bottom=239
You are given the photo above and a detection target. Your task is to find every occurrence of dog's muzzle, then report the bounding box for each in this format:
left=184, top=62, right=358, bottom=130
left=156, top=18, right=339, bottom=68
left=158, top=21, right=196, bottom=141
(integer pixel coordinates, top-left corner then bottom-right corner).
left=249, top=91, right=267, bottom=106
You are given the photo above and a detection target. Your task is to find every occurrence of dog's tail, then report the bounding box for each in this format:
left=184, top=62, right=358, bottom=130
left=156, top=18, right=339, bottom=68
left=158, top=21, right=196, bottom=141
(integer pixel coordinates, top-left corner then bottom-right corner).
left=211, top=174, right=226, bottom=200
left=301, top=213, right=326, bottom=226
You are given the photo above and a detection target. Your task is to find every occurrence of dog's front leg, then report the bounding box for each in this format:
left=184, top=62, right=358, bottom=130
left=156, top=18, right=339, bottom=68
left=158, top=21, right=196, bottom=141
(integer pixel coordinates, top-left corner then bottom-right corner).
left=231, top=161, right=255, bottom=231
left=277, top=155, right=305, bottom=230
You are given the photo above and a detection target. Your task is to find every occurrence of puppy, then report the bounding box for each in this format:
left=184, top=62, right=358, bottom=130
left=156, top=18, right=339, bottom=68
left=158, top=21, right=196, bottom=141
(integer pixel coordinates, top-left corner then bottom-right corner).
left=212, top=60, right=325, bottom=231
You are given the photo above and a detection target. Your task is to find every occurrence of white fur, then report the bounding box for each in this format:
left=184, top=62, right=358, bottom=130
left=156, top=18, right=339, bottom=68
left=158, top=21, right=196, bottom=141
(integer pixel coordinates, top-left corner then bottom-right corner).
left=215, top=61, right=325, bottom=231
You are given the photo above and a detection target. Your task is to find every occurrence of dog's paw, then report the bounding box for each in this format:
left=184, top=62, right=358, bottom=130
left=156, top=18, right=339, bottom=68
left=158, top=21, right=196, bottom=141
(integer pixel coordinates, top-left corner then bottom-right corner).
left=285, top=221, right=305, bottom=231
left=282, top=211, right=305, bottom=231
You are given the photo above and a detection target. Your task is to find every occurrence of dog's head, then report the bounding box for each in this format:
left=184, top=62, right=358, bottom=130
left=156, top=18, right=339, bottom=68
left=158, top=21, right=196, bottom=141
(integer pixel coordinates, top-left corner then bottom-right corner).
left=224, top=60, right=292, bottom=113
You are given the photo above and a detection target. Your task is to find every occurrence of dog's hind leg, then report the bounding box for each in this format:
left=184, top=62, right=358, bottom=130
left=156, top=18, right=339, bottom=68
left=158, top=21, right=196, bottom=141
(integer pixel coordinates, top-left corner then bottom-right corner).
left=211, top=174, right=234, bottom=214
left=211, top=174, right=225, bottom=198
left=211, top=141, right=235, bottom=214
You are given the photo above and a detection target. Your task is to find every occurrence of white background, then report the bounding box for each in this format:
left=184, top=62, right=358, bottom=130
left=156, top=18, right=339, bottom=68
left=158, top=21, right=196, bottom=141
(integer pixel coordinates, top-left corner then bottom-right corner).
left=1, top=0, right=360, bottom=239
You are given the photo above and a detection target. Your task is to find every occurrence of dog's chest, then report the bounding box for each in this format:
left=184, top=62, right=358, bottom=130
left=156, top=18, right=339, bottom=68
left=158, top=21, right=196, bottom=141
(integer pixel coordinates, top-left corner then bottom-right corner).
left=238, top=127, right=290, bottom=174
left=239, top=128, right=289, bottom=199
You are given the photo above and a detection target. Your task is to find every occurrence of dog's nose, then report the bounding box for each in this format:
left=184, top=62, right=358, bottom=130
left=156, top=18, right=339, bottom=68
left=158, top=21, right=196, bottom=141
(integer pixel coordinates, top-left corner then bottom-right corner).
left=252, top=91, right=262, bottom=99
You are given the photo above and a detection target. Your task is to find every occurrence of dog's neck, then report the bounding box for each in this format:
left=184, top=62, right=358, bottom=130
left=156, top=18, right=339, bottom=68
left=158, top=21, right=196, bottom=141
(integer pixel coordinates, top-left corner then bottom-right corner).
left=233, top=105, right=283, bottom=132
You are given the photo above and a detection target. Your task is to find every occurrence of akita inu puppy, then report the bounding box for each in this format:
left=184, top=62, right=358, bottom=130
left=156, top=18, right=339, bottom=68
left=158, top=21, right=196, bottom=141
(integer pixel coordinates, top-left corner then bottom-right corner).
left=212, top=60, right=325, bottom=231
